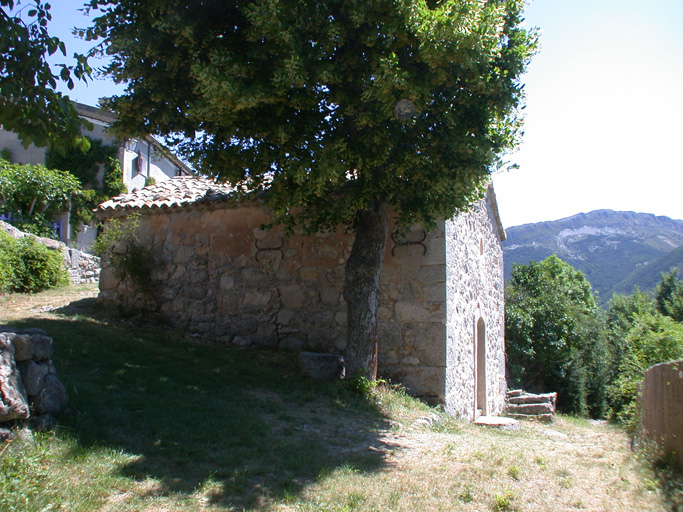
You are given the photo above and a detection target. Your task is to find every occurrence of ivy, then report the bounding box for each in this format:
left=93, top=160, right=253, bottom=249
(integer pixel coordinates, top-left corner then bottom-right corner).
left=45, top=137, right=127, bottom=233
left=91, top=213, right=152, bottom=293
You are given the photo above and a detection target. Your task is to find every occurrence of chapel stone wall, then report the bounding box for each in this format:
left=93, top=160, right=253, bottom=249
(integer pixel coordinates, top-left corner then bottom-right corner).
left=444, top=190, right=506, bottom=419
left=98, top=205, right=448, bottom=398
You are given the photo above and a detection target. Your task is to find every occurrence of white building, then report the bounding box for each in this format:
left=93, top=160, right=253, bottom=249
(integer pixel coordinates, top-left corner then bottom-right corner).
left=0, top=102, right=192, bottom=250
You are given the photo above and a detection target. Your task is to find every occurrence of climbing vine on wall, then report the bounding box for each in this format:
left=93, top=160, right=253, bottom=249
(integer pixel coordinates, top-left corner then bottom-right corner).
left=45, top=137, right=126, bottom=232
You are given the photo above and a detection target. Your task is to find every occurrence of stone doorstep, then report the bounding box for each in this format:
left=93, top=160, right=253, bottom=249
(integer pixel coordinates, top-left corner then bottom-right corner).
left=474, top=416, right=520, bottom=431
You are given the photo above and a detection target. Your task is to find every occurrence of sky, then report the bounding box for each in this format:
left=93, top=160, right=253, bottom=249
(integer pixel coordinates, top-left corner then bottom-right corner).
left=42, top=0, right=683, bottom=227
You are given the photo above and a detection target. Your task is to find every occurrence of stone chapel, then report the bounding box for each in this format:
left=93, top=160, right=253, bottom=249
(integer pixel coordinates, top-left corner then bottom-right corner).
left=96, top=177, right=507, bottom=419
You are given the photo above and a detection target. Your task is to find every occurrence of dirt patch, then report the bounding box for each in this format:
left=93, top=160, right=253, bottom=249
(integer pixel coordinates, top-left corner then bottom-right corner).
left=1, top=284, right=99, bottom=325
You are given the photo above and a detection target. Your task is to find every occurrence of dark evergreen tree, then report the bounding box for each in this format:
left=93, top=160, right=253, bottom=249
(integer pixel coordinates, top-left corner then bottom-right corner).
left=654, top=268, right=683, bottom=322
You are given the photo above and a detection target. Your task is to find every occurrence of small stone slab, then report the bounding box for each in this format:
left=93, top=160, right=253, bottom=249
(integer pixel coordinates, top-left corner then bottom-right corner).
left=474, top=416, right=520, bottom=431
left=506, top=413, right=554, bottom=423
left=298, top=352, right=345, bottom=380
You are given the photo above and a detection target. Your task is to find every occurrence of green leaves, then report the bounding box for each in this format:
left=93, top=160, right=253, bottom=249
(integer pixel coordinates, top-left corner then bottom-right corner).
left=0, top=159, right=81, bottom=237
left=0, top=0, right=91, bottom=152
left=506, top=256, right=607, bottom=416
left=606, top=271, right=683, bottom=427
left=86, top=0, right=536, bottom=231
left=0, top=230, right=69, bottom=293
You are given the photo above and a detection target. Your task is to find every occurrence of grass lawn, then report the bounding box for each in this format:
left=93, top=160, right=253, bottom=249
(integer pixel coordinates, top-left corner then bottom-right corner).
left=0, top=284, right=678, bottom=511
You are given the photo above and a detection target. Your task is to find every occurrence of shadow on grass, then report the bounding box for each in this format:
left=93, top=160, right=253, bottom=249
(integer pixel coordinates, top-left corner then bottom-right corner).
left=651, top=455, right=683, bottom=512
left=7, top=304, right=397, bottom=509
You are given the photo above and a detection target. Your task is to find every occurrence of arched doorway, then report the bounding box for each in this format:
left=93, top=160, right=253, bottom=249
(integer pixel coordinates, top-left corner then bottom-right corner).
left=476, top=318, right=487, bottom=417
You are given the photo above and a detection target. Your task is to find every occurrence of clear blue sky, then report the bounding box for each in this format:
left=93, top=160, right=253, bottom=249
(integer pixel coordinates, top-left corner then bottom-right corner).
left=46, top=0, right=683, bottom=227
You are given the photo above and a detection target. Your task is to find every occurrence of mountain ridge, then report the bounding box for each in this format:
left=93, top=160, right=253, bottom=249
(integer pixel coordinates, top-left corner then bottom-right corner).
left=503, top=210, right=683, bottom=301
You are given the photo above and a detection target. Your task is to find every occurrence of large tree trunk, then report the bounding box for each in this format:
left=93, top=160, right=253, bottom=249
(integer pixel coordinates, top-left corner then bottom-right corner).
left=343, top=201, right=389, bottom=380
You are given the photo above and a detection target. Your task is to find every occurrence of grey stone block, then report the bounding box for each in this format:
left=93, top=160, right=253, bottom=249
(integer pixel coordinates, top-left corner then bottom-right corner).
left=0, top=342, right=30, bottom=422
left=298, top=352, right=345, bottom=380
left=18, top=360, right=49, bottom=397
left=32, top=374, right=68, bottom=417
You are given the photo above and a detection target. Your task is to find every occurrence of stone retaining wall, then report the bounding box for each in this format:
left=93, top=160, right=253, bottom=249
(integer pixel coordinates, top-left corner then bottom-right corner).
left=0, top=220, right=100, bottom=284
left=0, top=327, right=69, bottom=434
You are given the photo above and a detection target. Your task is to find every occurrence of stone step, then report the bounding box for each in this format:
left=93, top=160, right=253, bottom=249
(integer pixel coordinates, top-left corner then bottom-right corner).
left=506, top=389, right=524, bottom=398
left=474, top=416, right=520, bottom=431
left=505, top=403, right=555, bottom=415
left=508, top=392, right=557, bottom=406
left=506, top=413, right=554, bottom=423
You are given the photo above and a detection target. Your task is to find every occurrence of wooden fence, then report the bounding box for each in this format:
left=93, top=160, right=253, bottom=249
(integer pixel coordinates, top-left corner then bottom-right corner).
left=641, top=360, right=683, bottom=470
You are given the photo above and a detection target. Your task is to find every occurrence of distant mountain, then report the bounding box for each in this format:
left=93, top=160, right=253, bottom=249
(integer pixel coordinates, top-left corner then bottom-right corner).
left=503, top=210, right=683, bottom=302
left=612, top=245, right=683, bottom=296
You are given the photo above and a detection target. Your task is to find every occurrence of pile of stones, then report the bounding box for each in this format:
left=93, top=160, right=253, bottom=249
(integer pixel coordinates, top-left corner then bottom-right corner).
left=0, top=327, right=69, bottom=438
left=504, top=389, right=557, bottom=422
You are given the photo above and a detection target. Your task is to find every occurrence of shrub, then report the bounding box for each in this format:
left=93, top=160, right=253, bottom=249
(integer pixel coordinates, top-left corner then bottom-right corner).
left=608, top=312, right=683, bottom=430
left=505, top=256, right=608, bottom=417
left=0, top=230, right=69, bottom=293
left=91, top=214, right=152, bottom=291
left=0, top=242, right=13, bottom=293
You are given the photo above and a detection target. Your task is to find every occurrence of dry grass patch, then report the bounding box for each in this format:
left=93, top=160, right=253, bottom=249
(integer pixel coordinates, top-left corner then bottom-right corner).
left=267, top=414, right=667, bottom=512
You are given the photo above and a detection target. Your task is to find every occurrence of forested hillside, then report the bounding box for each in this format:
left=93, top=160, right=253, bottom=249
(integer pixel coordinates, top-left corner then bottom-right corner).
left=503, top=210, right=683, bottom=301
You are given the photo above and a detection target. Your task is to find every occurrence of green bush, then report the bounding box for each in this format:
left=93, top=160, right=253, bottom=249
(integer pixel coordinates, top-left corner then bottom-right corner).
left=0, top=244, right=13, bottom=293
left=0, top=230, right=69, bottom=293
left=91, top=214, right=152, bottom=292
left=607, top=312, right=683, bottom=430
left=505, top=255, right=608, bottom=417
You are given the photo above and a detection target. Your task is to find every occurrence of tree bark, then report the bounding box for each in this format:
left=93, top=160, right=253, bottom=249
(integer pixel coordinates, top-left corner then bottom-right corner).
left=343, top=201, right=389, bottom=380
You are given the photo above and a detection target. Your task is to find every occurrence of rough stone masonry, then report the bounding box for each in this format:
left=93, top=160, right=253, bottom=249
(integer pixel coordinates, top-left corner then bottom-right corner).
left=96, top=177, right=507, bottom=420
left=0, top=328, right=69, bottom=436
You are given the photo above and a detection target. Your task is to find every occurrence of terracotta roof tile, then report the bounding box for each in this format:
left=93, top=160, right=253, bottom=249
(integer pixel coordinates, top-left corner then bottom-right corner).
left=96, top=176, right=237, bottom=213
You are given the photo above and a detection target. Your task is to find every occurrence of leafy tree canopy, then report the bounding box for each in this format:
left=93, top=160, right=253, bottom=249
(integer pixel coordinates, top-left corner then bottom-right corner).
left=1, top=0, right=91, bottom=152
left=605, top=270, right=683, bottom=427
left=0, top=158, right=81, bottom=237
left=605, top=288, right=656, bottom=382
left=86, top=0, right=536, bottom=231
left=505, top=255, right=608, bottom=416
left=607, top=311, right=683, bottom=429
left=86, top=0, right=537, bottom=377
